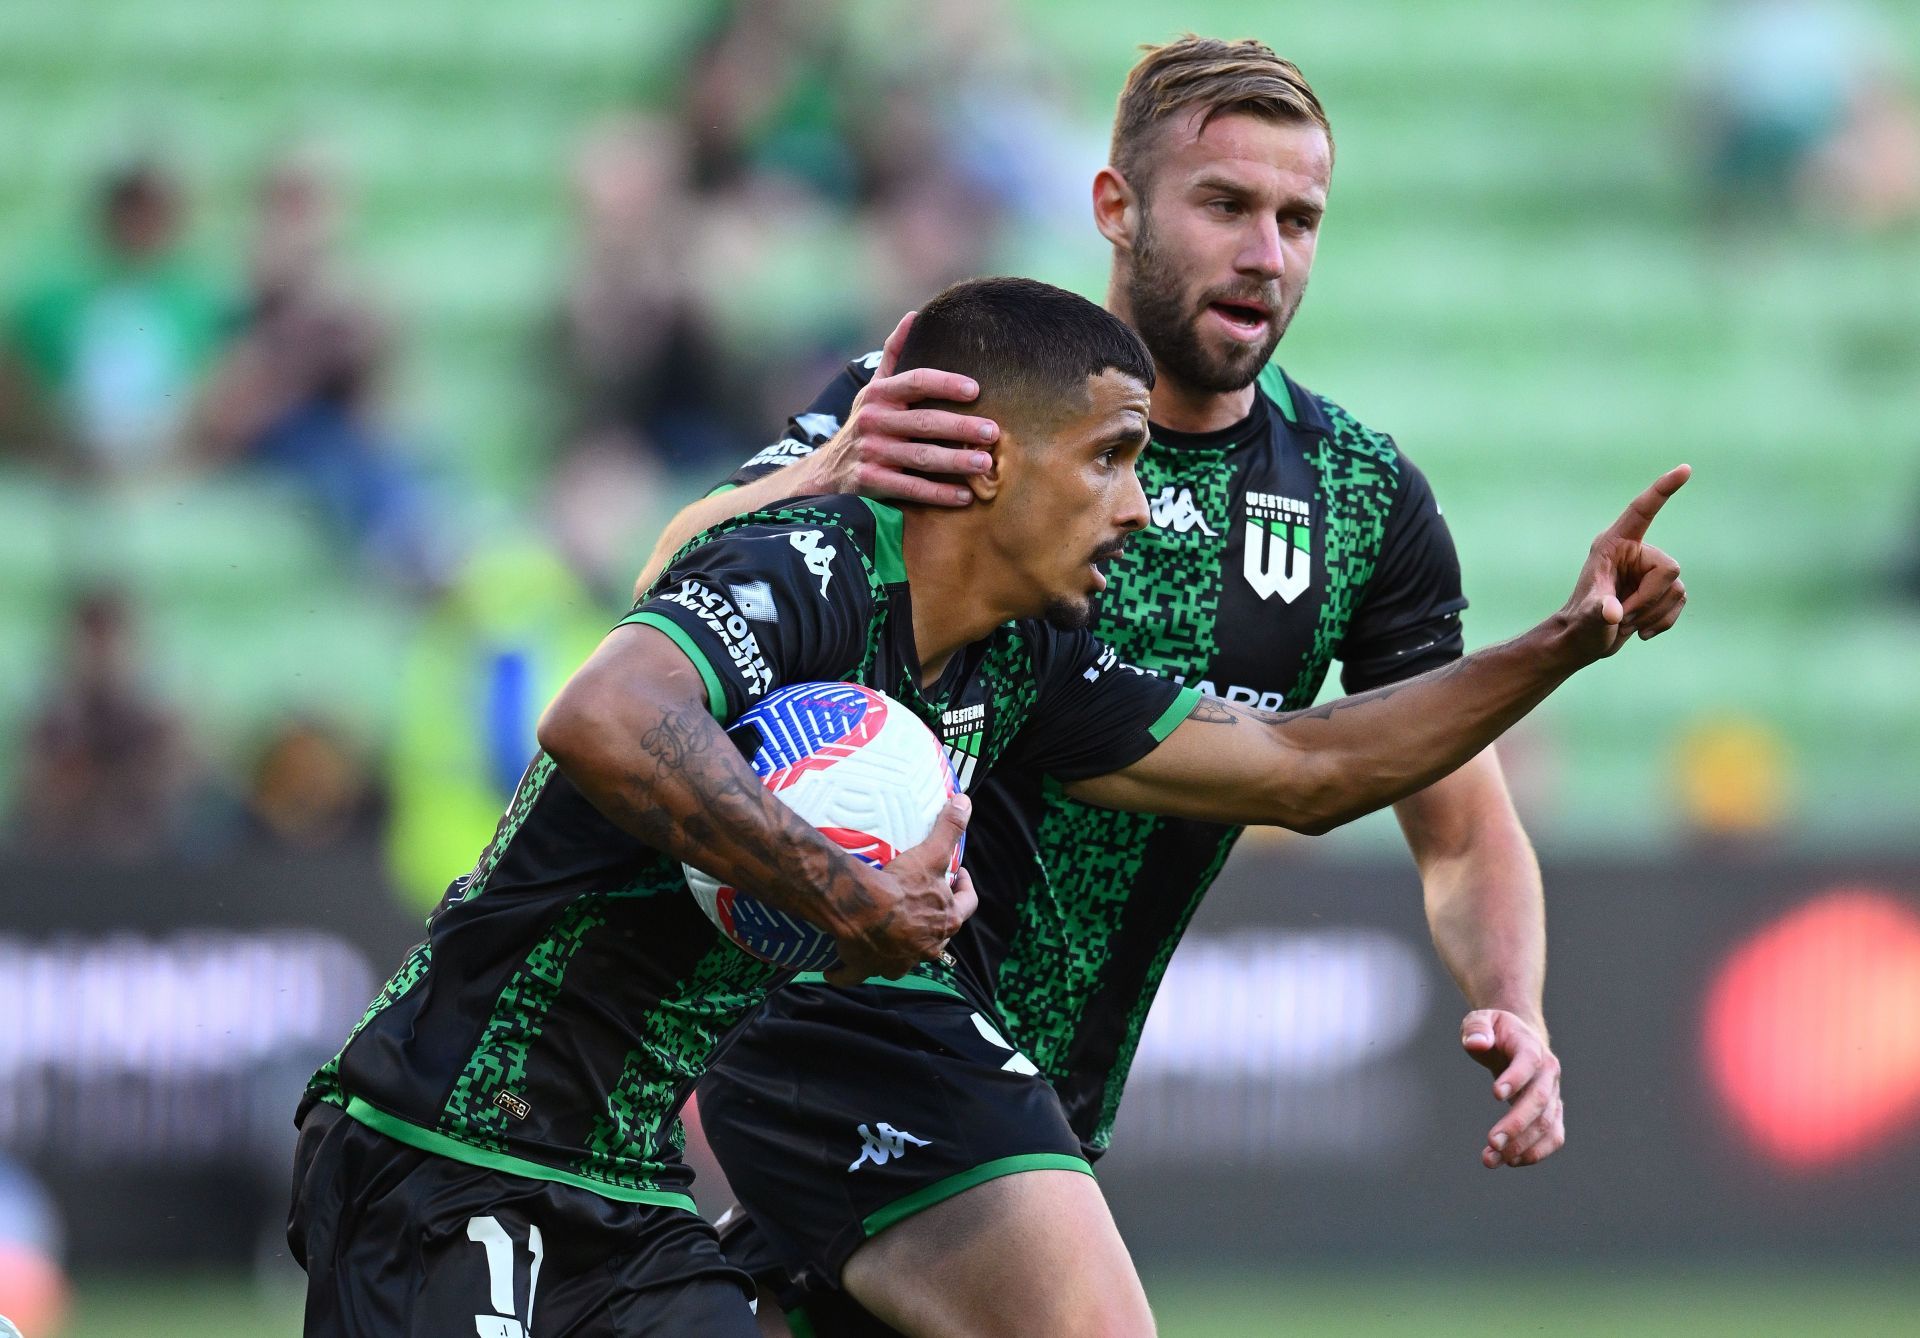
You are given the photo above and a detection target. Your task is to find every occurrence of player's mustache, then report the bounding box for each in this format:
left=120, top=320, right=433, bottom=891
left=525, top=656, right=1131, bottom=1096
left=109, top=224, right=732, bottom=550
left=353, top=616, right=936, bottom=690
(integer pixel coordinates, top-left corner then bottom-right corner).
left=1196, top=282, right=1280, bottom=316
left=1091, top=539, right=1131, bottom=564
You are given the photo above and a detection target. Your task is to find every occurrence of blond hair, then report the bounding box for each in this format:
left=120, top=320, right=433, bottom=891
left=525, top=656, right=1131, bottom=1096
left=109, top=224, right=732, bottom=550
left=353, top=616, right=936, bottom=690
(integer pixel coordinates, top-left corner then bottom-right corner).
left=1110, top=36, right=1332, bottom=191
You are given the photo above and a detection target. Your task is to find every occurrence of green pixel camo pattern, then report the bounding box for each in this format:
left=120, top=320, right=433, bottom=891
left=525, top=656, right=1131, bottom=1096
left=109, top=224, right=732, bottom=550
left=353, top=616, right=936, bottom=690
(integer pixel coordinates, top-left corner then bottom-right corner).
left=306, top=940, right=434, bottom=1109
left=462, top=753, right=557, bottom=902
left=1285, top=398, right=1400, bottom=704
left=892, top=623, right=1042, bottom=992
left=322, top=498, right=893, bottom=1184
left=996, top=384, right=1404, bottom=1152
left=993, top=437, right=1237, bottom=1086
left=581, top=938, right=768, bottom=1189
left=441, top=897, right=612, bottom=1149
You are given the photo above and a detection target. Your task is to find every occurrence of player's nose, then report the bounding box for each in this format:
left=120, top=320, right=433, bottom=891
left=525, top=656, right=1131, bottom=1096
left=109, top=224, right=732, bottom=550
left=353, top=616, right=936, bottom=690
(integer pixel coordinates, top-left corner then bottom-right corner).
left=1115, top=467, right=1149, bottom=532
left=1238, top=215, right=1285, bottom=280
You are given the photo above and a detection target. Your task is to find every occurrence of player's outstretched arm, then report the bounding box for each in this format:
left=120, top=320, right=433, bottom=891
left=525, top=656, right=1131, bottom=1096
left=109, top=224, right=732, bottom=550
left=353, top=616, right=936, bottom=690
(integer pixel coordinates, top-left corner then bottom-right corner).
left=630, top=310, right=997, bottom=597
left=537, top=623, right=976, bottom=982
left=1067, top=466, right=1692, bottom=831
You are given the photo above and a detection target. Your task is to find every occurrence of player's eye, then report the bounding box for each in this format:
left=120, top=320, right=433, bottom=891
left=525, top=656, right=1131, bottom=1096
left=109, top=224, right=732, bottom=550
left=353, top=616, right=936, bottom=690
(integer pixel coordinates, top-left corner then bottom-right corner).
left=1207, top=198, right=1241, bottom=217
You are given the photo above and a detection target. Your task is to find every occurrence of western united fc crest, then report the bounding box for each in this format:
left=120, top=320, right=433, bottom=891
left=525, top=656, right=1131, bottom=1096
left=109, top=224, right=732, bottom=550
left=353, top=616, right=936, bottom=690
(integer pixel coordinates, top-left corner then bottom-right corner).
left=1242, top=491, right=1312, bottom=602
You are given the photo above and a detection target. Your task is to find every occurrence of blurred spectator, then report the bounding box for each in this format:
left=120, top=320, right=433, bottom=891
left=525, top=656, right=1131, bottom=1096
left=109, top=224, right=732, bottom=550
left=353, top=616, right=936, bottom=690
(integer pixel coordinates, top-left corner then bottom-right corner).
left=1674, top=715, right=1792, bottom=842
left=243, top=715, right=385, bottom=851
left=680, top=0, right=858, bottom=201
left=195, top=148, right=438, bottom=582
left=0, top=159, right=233, bottom=475
left=10, top=590, right=203, bottom=859
left=1690, top=0, right=1920, bottom=229
left=384, top=539, right=607, bottom=911
left=551, top=114, right=746, bottom=474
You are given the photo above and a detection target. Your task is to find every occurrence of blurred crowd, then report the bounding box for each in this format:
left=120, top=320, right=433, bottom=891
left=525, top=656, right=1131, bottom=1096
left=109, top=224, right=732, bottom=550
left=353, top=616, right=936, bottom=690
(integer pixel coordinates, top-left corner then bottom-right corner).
left=1, top=0, right=1916, bottom=886
left=0, top=0, right=1094, bottom=900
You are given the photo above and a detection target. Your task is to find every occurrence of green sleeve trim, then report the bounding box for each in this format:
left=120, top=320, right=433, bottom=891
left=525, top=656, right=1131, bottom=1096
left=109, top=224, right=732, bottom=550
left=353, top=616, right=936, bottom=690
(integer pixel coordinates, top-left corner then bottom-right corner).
left=1147, top=685, right=1204, bottom=742
left=1257, top=363, right=1298, bottom=424
left=862, top=1152, right=1093, bottom=1240
left=783, top=1306, right=820, bottom=1338
left=618, top=611, right=728, bottom=721
left=342, top=1098, right=699, bottom=1212
left=855, top=497, right=908, bottom=583
left=705, top=482, right=740, bottom=498
left=788, top=970, right=965, bottom=1000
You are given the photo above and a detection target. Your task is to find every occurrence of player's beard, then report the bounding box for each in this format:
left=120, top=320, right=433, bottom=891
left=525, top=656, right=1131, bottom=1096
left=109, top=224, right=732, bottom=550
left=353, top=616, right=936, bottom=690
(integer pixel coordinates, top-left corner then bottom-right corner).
left=1042, top=595, right=1093, bottom=632
left=1125, top=213, right=1292, bottom=396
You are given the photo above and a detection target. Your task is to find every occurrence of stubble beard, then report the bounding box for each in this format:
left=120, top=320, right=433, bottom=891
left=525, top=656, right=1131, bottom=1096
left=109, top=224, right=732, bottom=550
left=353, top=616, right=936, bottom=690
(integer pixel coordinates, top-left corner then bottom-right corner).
left=1042, top=595, right=1093, bottom=632
left=1125, top=213, right=1294, bottom=396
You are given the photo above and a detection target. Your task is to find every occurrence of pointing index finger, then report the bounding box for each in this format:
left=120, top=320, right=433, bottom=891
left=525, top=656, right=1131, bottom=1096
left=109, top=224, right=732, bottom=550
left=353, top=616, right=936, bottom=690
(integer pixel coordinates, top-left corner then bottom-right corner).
left=1606, top=464, right=1691, bottom=542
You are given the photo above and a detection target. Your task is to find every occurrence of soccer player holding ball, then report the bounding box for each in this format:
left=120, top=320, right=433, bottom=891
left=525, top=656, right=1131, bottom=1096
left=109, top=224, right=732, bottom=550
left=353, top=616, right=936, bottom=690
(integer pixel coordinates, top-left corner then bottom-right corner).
left=646, top=38, right=1669, bottom=1338
left=291, top=276, right=1684, bottom=1335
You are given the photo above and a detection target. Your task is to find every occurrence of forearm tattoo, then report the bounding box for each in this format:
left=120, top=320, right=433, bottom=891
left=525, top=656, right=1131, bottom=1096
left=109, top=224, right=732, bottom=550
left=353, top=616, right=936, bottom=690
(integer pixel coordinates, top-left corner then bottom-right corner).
left=611, top=699, right=879, bottom=933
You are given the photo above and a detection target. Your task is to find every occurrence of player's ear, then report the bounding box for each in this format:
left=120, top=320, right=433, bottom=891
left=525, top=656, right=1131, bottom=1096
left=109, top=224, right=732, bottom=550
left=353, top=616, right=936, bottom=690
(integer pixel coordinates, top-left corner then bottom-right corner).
left=1092, top=166, right=1138, bottom=250
left=966, top=442, right=1004, bottom=503
left=967, top=433, right=1013, bottom=506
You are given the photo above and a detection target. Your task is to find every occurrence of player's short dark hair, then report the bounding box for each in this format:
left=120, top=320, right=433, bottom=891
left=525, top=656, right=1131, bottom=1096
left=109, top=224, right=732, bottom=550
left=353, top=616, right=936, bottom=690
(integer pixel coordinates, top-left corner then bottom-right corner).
left=1112, top=36, right=1332, bottom=195
left=895, top=277, right=1153, bottom=431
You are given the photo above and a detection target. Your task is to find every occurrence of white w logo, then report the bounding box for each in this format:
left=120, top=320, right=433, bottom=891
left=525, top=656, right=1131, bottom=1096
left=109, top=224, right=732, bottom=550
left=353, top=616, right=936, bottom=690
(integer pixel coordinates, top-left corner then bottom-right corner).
left=1243, top=517, right=1311, bottom=603
left=848, top=1121, right=931, bottom=1171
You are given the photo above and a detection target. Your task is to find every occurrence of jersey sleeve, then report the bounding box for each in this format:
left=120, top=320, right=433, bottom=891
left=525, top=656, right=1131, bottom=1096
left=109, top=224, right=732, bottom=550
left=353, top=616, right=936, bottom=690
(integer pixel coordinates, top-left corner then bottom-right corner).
left=1337, top=453, right=1469, bottom=693
left=619, top=520, right=875, bottom=723
left=716, top=350, right=882, bottom=491
left=1005, top=631, right=1202, bottom=781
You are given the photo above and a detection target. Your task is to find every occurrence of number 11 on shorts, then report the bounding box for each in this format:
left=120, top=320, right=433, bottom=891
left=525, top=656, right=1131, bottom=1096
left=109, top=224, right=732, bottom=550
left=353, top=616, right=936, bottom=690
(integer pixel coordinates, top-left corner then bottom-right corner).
left=466, top=1215, right=545, bottom=1337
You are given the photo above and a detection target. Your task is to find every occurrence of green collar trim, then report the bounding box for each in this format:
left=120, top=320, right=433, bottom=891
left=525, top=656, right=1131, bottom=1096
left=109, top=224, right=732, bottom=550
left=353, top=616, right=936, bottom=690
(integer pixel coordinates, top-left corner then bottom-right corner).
left=857, top=497, right=908, bottom=584
left=1257, top=363, right=1298, bottom=425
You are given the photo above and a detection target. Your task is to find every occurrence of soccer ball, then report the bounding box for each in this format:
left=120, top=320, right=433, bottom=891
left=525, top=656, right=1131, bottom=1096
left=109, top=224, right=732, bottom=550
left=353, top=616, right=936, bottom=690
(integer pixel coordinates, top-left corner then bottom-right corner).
left=684, top=682, right=962, bottom=971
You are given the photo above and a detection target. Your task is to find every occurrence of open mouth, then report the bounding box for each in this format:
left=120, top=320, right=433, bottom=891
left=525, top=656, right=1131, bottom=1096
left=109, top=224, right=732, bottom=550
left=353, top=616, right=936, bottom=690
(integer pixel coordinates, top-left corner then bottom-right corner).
left=1207, top=299, right=1272, bottom=341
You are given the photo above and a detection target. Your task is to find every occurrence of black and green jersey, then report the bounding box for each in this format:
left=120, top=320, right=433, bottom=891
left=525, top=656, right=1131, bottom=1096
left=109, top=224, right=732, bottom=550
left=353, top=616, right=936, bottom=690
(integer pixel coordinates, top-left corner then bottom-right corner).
left=724, top=358, right=1466, bottom=1154
left=302, top=495, right=1196, bottom=1202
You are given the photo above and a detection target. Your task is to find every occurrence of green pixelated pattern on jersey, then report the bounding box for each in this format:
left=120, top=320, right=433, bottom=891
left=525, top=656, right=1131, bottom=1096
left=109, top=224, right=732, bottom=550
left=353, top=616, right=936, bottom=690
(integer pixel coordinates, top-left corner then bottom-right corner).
left=1284, top=396, right=1400, bottom=704
left=993, top=439, right=1238, bottom=1083
left=307, top=941, right=434, bottom=1109
left=461, top=754, right=557, bottom=903
left=441, top=897, right=612, bottom=1149
left=995, top=381, right=1404, bottom=1152
left=581, top=938, right=768, bottom=1189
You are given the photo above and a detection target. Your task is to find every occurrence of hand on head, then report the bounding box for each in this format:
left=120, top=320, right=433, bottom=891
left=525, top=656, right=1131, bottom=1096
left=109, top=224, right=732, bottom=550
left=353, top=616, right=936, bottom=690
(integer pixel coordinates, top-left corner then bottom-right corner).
left=797, top=311, right=999, bottom=507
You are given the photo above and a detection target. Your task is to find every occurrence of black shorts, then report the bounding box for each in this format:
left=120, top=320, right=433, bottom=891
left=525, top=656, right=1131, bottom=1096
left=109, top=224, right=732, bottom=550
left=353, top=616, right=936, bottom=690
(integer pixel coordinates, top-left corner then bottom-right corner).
left=696, top=979, right=1089, bottom=1288
left=289, top=1101, right=756, bottom=1337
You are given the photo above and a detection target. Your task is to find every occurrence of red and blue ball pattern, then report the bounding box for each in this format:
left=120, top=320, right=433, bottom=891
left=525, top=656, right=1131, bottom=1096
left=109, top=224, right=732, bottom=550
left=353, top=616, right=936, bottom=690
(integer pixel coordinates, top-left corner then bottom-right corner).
left=684, top=683, right=961, bottom=971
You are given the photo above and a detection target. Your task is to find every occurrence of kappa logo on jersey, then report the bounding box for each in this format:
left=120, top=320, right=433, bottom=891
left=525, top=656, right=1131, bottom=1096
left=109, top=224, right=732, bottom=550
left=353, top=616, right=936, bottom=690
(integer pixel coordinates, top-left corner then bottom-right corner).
left=1150, top=485, right=1219, bottom=536
left=1242, top=491, right=1312, bottom=603
left=742, top=436, right=817, bottom=471
left=788, top=529, right=837, bottom=595
left=940, top=703, right=984, bottom=790
left=659, top=580, right=774, bottom=695
left=848, top=1121, right=931, bottom=1171
left=856, top=348, right=885, bottom=371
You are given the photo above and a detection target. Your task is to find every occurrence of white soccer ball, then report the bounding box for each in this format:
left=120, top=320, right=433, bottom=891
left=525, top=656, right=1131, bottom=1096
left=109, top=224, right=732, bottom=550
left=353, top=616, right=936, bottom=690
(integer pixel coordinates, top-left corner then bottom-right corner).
left=684, top=682, right=962, bottom=971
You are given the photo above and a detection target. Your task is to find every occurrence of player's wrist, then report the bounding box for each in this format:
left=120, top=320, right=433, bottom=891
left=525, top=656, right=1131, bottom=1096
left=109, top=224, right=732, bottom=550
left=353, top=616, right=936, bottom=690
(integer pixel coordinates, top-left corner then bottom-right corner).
left=1527, top=612, right=1592, bottom=674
